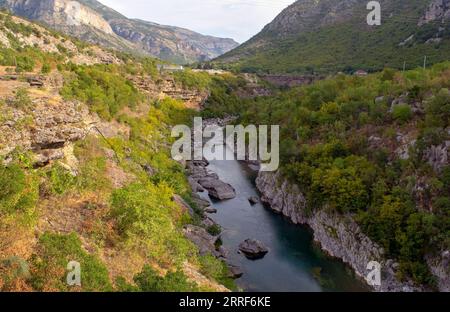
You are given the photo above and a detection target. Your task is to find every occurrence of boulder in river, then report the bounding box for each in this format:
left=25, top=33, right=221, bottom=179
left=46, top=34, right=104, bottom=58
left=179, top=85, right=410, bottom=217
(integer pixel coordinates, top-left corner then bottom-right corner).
left=205, top=207, right=218, bottom=214
left=239, top=239, right=269, bottom=260
left=248, top=196, right=260, bottom=205
left=227, top=265, right=244, bottom=279
left=198, top=177, right=236, bottom=200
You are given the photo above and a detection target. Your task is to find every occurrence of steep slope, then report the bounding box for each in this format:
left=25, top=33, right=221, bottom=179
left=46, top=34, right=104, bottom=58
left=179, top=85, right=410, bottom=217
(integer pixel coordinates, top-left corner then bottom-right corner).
left=0, top=12, right=234, bottom=292
left=0, top=0, right=239, bottom=64
left=216, top=0, right=450, bottom=74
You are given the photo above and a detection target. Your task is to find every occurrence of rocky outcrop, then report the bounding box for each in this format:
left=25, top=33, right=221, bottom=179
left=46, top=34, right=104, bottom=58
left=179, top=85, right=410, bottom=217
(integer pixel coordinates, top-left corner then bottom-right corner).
left=0, top=97, right=95, bottom=167
left=4, top=0, right=114, bottom=33
left=128, top=75, right=209, bottom=110
left=256, top=171, right=435, bottom=292
left=419, top=0, right=450, bottom=25
left=424, top=141, right=449, bottom=173
left=187, top=160, right=236, bottom=201
left=426, top=251, right=450, bottom=292
left=183, top=225, right=224, bottom=258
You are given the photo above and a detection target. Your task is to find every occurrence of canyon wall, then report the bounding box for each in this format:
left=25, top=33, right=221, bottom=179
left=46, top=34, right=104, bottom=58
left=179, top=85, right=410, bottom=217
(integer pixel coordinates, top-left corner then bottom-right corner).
left=256, top=171, right=448, bottom=292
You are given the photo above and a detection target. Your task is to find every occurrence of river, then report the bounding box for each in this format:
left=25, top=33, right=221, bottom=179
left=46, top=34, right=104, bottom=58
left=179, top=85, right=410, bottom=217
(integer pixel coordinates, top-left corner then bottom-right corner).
left=199, top=146, right=369, bottom=292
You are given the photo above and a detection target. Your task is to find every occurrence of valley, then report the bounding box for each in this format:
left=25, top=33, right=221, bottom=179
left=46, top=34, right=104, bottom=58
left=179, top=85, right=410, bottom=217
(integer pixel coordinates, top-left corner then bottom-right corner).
left=0, top=0, right=449, bottom=294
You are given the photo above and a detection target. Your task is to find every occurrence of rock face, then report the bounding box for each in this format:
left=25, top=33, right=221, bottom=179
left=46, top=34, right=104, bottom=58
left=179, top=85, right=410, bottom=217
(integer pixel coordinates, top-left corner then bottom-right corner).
left=0, top=0, right=239, bottom=63
left=109, top=18, right=239, bottom=64
left=424, top=141, right=449, bottom=173
left=3, top=0, right=113, bottom=33
left=239, top=239, right=269, bottom=260
left=183, top=225, right=222, bottom=258
left=1, top=0, right=138, bottom=53
left=255, top=171, right=439, bottom=292
left=419, top=0, right=450, bottom=25
left=0, top=96, right=94, bottom=167
left=426, top=251, right=450, bottom=292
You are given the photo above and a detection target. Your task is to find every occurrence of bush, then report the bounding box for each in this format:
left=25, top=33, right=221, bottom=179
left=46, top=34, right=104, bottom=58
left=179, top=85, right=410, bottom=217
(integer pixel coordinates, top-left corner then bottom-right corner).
left=110, top=183, right=193, bottom=264
left=74, top=137, right=110, bottom=191
left=45, top=164, right=76, bottom=196
left=41, top=63, right=51, bottom=74
left=15, top=55, right=35, bottom=72
left=29, top=233, right=112, bottom=291
left=198, top=255, right=236, bottom=290
left=426, top=89, right=450, bottom=127
left=207, top=224, right=222, bottom=236
left=0, top=163, right=38, bottom=218
left=311, top=164, right=368, bottom=213
left=61, top=65, right=142, bottom=120
left=173, top=70, right=212, bottom=91
left=11, top=88, right=32, bottom=109
left=133, top=265, right=198, bottom=292
left=392, top=104, right=412, bottom=124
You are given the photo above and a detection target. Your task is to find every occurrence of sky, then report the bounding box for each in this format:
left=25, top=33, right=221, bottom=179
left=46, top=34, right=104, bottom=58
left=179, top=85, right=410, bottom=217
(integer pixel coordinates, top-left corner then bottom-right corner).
left=99, top=0, right=296, bottom=43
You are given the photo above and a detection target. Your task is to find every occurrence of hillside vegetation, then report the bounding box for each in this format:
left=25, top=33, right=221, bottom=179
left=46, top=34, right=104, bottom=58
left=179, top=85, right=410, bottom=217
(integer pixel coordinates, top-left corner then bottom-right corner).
left=0, top=12, right=233, bottom=292
left=216, top=0, right=450, bottom=74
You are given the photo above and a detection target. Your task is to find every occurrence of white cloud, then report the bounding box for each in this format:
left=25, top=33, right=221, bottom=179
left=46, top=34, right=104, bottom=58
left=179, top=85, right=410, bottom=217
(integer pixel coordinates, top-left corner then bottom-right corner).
left=98, top=0, right=295, bottom=43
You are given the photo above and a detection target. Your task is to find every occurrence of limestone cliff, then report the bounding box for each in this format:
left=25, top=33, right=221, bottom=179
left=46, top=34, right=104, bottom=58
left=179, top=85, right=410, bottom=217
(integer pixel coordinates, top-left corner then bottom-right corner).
left=3, top=0, right=113, bottom=33
left=256, top=171, right=448, bottom=292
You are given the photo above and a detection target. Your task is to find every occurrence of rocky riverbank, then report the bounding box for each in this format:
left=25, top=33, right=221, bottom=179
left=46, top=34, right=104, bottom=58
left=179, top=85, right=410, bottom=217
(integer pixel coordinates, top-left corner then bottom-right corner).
left=256, top=171, right=449, bottom=292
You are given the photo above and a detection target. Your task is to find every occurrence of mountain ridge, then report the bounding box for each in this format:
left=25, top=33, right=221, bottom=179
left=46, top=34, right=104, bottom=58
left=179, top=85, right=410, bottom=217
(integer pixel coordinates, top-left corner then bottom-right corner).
left=0, top=0, right=239, bottom=64
left=216, top=0, right=450, bottom=74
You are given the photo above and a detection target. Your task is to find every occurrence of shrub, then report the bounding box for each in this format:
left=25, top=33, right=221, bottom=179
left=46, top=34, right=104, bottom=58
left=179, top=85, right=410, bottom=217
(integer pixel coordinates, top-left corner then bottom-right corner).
left=426, top=89, right=450, bottom=127
left=311, top=165, right=368, bottom=213
left=0, top=163, right=38, bottom=218
left=56, top=44, right=68, bottom=54
left=133, top=265, right=198, bottom=292
left=392, top=104, right=412, bottom=124
left=207, top=224, right=222, bottom=236
left=45, top=164, right=76, bottom=196
left=29, top=233, right=112, bottom=291
left=41, top=63, right=51, bottom=74
left=173, top=70, right=212, bottom=91
left=15, top=55, right=35, bottom=72
left=74, top=138, right=110, bottom=191
left=110, top=183, right=193, bottom=264
left=61, top=65, right=142, bottom=120
left=11, top=88, right=32, bottom=109
left=198, top=255, right=236, bottom=290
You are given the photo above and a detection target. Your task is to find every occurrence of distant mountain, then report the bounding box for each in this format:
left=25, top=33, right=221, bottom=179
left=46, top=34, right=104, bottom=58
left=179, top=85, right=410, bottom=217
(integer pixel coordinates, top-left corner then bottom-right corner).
left=0, top=0, right=239, bottom=64
left=216, top=0, right=450, bottom=74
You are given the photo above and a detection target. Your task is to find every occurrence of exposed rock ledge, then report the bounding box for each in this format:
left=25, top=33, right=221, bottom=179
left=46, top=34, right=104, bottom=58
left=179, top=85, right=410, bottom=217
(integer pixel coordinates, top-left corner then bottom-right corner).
left=256, top=171, right=447, bottom=292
